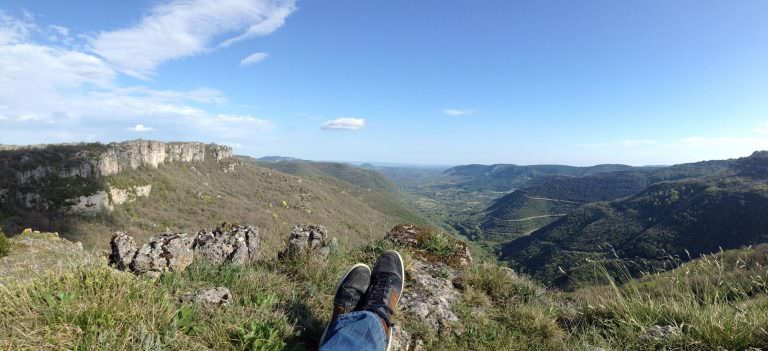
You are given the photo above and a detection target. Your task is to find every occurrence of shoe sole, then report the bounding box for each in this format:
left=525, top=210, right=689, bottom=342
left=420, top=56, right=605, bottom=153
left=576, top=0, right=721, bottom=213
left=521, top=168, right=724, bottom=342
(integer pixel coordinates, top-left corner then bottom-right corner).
left=383, top=250, right=405, bottom=351
left=319, top=263, right=372, bottom=346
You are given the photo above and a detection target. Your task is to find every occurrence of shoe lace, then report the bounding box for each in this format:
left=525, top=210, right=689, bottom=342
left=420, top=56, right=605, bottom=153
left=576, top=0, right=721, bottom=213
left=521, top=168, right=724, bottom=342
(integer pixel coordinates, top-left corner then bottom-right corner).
left=365, top=274, right=395, bottom=326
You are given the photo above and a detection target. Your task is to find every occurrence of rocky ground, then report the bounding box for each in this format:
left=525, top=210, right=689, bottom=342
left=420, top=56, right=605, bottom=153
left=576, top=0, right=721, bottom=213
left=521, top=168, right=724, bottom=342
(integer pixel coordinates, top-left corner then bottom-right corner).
left=0, top=229, right=88, bottom=285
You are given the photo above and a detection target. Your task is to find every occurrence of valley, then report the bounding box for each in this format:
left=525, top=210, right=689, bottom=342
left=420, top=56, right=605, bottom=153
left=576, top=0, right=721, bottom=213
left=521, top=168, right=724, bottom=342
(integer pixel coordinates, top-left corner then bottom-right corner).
left=3, top=141, right=768, bottom=350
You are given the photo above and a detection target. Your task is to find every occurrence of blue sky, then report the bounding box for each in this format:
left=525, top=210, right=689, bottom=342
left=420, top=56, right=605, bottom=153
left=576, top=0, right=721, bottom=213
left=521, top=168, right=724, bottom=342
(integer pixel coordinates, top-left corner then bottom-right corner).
left=0, top=1, right=767, bottom=166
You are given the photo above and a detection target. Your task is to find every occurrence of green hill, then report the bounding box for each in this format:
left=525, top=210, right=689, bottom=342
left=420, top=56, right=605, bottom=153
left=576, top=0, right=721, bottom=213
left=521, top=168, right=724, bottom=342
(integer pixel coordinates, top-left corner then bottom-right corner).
left=0, top=142, right=430, bottom=251
left=456, top=190, right=581, bottom=246
left=251, top=159, right=431, bottom=230
left=253, top=159, right=399, bottom=193
left=501, top=173, right=768, bottom=290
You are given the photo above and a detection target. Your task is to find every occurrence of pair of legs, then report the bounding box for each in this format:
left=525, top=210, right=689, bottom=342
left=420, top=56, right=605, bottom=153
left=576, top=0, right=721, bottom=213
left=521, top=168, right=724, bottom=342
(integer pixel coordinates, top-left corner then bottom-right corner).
left=319, top=250, right=405, bottom=351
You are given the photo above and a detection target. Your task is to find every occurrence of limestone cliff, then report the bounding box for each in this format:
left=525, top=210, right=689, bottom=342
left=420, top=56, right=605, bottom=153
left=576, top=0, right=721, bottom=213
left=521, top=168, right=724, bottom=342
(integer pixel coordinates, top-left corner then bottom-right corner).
left=0, top=140, right=233, bottom=214
left=4, top=140, right=232, bottom=184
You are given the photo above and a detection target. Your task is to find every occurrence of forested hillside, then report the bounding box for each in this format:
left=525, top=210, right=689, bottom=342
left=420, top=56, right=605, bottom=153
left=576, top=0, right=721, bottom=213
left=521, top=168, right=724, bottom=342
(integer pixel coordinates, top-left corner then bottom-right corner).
left=502, top=172, right=768, bottom=289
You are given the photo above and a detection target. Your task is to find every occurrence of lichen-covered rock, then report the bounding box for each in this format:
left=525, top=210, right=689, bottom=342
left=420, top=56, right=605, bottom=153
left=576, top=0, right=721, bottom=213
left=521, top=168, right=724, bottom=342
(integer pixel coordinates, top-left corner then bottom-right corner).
left=179, top=287, right=232, bottom=307
left=641, top=325, right=682, bottom=341
left=130, top=233, right=194, bottom=277
left=279, top=224, right=336, bottom=259
left=387, top=224, right=472, bottom=268
left=109, top=231, right=137, bottom=270
left=399, top=259, right=460, bottom=335
left=390, top=326, right=426, bottom=351
left=110, top=224, right=262, bottom=276
left=193, top=224, right=261, bottom=265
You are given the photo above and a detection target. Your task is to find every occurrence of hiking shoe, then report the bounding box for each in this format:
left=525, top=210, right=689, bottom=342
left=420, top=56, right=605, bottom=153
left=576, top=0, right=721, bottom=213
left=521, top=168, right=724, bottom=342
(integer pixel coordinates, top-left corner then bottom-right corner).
left=359, top=250, right=405, bottom=350
left=320, top=263, right=372, bottom=345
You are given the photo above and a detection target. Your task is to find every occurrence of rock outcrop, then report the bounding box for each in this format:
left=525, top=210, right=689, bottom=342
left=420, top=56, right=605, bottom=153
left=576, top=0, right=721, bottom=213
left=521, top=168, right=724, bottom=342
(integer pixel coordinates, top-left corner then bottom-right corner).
left=130, top=234, right=195, bottom=278
left=179, top=287, right=232, bottom=307
left=109, top=231, right=138, bottom=271
left=399, top=259, right=461, bottom=334
left=0, top=140, right=232, bottom=214
left=193, top=224, right=261, bottom=265
left=386, top=224, right=470, bottom=349
left=97, top=140, right=232, bottom=176
left=387, top=224, right=472, bottom=268
left=279, top=224, right=337, bottom=259
left=391, top=326, right=426, bottom=351
left=109, top=224, right=262, bottom=276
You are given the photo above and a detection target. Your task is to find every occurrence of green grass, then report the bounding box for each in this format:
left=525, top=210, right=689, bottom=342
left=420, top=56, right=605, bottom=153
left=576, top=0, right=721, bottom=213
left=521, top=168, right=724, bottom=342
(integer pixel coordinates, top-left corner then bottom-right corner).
left=572, top=245, right=768, bottom=350
left=5, top=234, right=768, bottom=350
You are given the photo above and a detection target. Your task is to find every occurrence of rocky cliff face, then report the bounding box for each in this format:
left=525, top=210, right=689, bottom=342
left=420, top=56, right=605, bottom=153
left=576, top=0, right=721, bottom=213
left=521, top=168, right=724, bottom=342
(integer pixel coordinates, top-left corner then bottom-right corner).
left=0, top=140, right=233, bottom=214
left=97, top=140, right=232, bottom=176
left=4, top=140, right=233, bottom=184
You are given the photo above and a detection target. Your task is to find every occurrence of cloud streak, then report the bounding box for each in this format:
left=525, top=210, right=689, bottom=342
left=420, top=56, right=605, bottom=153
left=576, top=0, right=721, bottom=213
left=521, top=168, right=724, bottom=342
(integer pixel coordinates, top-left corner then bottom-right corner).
left=321, top=117, right=366, bottom=130
left=90, top=0, right=295, bottom=78
left=128, top=124, right=154, bottom=132
left=444, top=108, right=473, bottom=116
left=0, top=10, right=277, bottom=144
left=240, top=52, right=268, bottom=66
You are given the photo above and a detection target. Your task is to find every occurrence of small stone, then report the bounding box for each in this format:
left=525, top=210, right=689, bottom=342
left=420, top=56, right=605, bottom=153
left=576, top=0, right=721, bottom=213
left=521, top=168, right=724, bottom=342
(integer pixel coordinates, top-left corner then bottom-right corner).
left=179, top=287, right=232, bottom=307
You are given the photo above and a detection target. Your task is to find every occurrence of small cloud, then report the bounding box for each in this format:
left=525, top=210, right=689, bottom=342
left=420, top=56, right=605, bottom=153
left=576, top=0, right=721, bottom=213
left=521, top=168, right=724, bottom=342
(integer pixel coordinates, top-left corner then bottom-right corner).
left=48, top=24, right=68, bottom=37
left=444, top=108, right=473, bottom=116
left=128, top=124, right=154, bottom=132
left=321, top=117, right=365, bottom=130
left=214, top=114, right=273, bottom=131
left=620, top=139, right=656, bottom=146
left=240, top=52, right=268, bottom=66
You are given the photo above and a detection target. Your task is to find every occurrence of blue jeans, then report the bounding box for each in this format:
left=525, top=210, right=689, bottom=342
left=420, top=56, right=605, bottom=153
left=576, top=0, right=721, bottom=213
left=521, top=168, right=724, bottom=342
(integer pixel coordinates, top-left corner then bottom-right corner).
left=319, top=311, right=387, bottom=351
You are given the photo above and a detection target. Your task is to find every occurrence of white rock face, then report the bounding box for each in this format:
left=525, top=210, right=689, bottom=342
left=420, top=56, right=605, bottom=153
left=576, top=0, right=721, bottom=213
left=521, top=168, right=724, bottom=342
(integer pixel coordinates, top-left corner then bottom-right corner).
left=109, top=185, right=152, bottom=206
left=12, top=140, right=233, bottom=182
left=3, top=140, right=232, bottom=214
left=68, top=185, right=153, bottom=215
left=68, top=191, right=113, bottom=215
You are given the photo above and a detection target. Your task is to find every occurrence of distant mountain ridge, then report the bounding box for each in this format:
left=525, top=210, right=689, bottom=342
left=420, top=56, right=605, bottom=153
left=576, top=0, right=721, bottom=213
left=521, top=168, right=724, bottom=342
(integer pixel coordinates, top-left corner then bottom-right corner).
left=256, top=156, right=305, bottom=163
left=500, top=151, right=768, bottom=289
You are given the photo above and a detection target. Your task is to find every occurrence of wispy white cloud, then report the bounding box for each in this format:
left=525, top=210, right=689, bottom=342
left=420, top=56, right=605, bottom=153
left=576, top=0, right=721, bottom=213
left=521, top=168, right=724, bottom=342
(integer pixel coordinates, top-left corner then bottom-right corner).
left=0, top=10, right=36, bottom=45
left=321, top=117, right=366, bottom=130
left=90, top=0, right=295, bottom=78
left=214, top=114, right=273, bottom=130
left=49, top=24, right=68, bottom=37
left=240, top=52, right=268, bottom=66
left=444, top=108, right=473, bottom=117
left=0, top=10, right=276, bottom=144
left=128, top=124, right=154, bottom=132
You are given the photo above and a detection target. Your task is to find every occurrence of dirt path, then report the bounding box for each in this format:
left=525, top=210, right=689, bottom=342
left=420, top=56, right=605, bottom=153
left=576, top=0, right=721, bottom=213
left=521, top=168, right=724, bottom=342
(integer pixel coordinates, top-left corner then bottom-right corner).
left=523, top=195, right=582, bottom=204
left=498, top=214, right=567, bottom=222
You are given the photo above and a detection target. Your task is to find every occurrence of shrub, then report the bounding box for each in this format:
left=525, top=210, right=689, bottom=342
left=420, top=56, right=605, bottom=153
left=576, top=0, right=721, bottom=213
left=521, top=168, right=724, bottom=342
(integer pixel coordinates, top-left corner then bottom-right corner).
left=0, top=230, right=10, bottom=257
